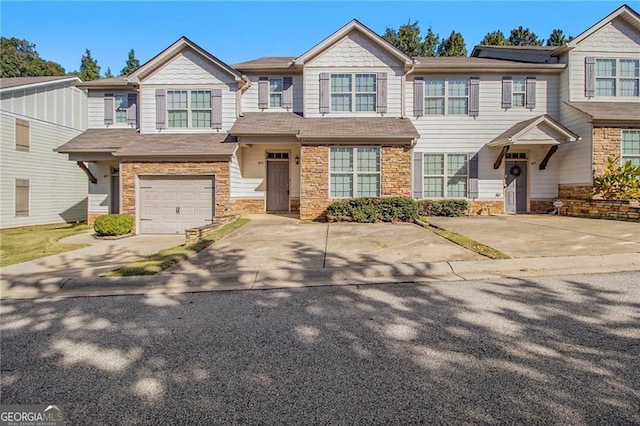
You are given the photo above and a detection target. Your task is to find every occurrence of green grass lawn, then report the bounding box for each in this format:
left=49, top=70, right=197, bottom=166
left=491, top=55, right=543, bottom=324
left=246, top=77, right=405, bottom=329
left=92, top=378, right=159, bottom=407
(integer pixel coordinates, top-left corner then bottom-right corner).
left=108, top=218, right=250, bottom=276
left=429, top=226, right=510, bottom=260
left=0, top=223, right=90, bottom=267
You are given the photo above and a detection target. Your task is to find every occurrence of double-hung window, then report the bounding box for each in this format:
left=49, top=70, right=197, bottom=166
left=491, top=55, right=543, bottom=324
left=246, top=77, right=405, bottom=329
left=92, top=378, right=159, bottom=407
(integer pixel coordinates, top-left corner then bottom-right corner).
left=512, top=78, right=527, bottom=107
left=423, top=153, right=468, bottom=198
left=167, top=90, right=211, bottom=128
left=269, top=78, right=283, bottom=108
left=330, top=147, right=381, bottom=197
left=114, top=94, right=129, bottom=124
left=622, top=130, right=640, bottom=166
left=330, top=74, right=377, bottom=112
left=424, top=79, right=469, bottom=115
left=596, top=58, right=639, bottom=97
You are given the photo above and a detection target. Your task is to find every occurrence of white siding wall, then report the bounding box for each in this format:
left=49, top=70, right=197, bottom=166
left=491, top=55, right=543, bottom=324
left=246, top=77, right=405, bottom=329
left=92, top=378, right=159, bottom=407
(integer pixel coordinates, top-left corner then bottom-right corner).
left=1, top=113, right=87, bottom=228
left=304, top=32, right=404, bottom=118
left=140, top=49, right=238, bottom=133
left=556, top=104, right=594, bottom=185
left=408, top=73, right=561, bottom=200
left=242, top=73, right=303, bottom=114
left=88, top=90, right=138, bottom=129
left=568, top=19, right=640, bottom=102
left=87, top=162, right=116, bottom=216
left=230, top=143, right=301, bottom=199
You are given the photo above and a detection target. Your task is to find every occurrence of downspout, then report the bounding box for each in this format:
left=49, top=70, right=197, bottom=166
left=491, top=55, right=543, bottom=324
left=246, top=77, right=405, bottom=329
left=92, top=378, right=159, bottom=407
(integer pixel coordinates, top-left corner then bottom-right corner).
left=401, top=61, right=416, bottom=119
left=236, top=75, right=252, bottom=117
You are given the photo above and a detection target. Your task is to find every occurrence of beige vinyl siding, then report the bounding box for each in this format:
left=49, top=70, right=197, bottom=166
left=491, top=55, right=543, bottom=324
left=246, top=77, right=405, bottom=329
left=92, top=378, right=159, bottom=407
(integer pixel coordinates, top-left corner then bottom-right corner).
left=144, top=49, right=237, bottom=85
left=568, top=19, right=640, bottom=102
left=556, top=104, right=594, bottom=185
left=304, top=32, right=404, bottom=118
left=88, top=91, right=138, bottom=129
left=0, top=113, right=87, bottom=228
left=230, top=143, right=300, bottom=199
left=408, top=74, right=560, bottom=200
left=242, top=74, right=303, bottom=114
left=0, top=82, right=87, bottom=130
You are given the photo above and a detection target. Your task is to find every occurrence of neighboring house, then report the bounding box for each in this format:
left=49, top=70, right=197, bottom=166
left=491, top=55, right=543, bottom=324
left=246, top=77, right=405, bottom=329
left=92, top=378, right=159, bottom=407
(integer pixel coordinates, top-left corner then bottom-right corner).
left=1, top=76, right=88, bottom=229
left=56, top=4, right=640, bottom=234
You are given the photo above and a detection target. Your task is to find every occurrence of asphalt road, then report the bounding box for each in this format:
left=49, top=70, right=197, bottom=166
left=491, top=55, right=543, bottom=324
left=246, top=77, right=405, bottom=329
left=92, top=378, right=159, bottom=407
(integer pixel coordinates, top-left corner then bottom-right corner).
left=1, top=272, right=639, bottom=425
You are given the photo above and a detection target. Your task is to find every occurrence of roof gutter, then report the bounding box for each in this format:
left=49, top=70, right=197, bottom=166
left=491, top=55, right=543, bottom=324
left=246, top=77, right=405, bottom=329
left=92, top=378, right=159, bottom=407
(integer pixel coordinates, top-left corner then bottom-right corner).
left=401, top=61, right=416, bottom=119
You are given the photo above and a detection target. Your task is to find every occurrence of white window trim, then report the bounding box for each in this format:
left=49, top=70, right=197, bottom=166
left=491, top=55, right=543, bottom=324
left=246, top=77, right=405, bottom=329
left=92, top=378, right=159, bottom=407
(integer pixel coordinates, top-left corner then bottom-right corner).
left=166, top=89, right=212, bottom=129
left=621, top=129, right=640, bottom=165
left=423, top=153, right=469, bottom=199
left=595, top=58, right=640, bottom=98
left=114, top=94, right=129, bottom=125
left=330, top=73, right=377, bottom=112
left=269, top=78, right=283, bottom=109
left=329, top=146, right=382, bottom=198
left=512, top=77, right=527, bottom=108
left=424, top=78, right=469, bottom=116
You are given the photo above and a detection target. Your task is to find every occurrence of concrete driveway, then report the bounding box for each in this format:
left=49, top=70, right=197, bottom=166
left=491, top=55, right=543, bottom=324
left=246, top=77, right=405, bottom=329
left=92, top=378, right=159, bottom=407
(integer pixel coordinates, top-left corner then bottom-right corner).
left=429, top=215, right=640, bottom=258
left=168, top=214, right=482, bottom=275
left=0, top=232, right=185, bottom=283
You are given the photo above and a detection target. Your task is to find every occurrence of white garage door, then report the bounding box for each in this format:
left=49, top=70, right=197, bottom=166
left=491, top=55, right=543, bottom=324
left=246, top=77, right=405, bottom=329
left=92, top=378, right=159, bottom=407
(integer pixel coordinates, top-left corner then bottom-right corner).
left=139, top=176, right=215, bottom=234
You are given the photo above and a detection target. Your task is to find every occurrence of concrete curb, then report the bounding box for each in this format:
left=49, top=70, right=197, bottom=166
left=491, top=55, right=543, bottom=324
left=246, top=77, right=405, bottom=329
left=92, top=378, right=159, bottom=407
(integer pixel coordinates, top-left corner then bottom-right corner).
left=1, top=252, right=638, bottom=300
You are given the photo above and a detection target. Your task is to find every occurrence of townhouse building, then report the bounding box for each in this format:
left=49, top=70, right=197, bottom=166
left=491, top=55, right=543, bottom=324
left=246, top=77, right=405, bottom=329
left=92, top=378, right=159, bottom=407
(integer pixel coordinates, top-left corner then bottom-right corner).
left=55, top=4, right=640, bottom=234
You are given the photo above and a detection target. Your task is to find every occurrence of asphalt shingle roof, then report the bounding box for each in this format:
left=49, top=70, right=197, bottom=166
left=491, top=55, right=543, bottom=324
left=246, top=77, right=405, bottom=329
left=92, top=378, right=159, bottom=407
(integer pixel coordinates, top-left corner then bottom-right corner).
left=566, top=102, right=640, bottom=121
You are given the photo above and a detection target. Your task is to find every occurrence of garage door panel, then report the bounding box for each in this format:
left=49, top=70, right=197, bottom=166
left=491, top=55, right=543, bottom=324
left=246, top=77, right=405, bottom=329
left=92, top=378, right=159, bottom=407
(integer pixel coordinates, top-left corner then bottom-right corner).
left=139, top=176, right=215, bottom=235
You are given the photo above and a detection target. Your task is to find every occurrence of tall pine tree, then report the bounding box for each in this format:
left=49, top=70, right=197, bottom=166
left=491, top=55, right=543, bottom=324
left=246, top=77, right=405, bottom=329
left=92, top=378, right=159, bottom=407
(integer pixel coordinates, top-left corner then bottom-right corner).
left=120, top=49, right=140, bottom=76
left=79, top=49, right=100, bottom=81
left=437, top=31, right=467, bottom=57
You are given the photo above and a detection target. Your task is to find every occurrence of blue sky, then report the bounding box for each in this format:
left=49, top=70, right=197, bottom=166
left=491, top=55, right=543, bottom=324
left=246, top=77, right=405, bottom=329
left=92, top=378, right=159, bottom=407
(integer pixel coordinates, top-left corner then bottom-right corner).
left=1, top=1, right=635, bottom=75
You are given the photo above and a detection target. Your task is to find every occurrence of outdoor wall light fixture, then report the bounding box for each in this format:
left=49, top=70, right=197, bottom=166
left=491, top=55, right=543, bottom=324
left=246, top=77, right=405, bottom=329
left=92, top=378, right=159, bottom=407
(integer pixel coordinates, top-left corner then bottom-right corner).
left=295, top=156, right=300, bottom=165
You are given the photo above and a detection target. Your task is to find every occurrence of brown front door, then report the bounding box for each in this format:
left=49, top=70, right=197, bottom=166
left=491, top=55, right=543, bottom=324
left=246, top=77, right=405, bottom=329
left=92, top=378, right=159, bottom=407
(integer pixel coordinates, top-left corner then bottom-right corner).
left=266, top=161, right=289, bottom=211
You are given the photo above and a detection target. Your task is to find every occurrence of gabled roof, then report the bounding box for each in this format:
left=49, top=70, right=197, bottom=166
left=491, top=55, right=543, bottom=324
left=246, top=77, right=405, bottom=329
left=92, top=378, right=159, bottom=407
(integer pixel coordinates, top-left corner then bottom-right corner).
left=127, top=36, right=241, bottom=82
left=77, top=76, right=130, bottom=89
left=230, top=112, right=303, bottom=136
left=565, top=102, right=640, bottom=122
left=0, top=76, right=81, bottom=91
left=294, top=19, right=414, bottom=66
left=552, top=4, right=640, bottom=54
left=487, top=115, right=580, bottom=147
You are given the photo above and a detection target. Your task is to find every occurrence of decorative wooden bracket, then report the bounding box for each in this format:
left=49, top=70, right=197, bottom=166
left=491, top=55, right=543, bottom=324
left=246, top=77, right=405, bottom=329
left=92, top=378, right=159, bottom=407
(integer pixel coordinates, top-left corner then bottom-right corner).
left=77, top=161, right=97, bottom=184
left=493, top=146, right=510, bottom=169
left=539, top=145, right=558, bottom=170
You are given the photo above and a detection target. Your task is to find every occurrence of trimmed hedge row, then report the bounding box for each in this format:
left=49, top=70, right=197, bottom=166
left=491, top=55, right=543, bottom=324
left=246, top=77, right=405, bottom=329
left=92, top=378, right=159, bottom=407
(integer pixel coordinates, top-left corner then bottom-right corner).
left=326, top=197, right=469, bottom=223
left=94, top=214, right=134, bottom=236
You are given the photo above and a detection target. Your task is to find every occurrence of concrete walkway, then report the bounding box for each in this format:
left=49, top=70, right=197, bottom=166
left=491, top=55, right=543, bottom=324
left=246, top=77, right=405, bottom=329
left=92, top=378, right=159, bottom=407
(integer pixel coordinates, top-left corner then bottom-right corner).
left=0, top=231, right=185, bottom=282
left=429, top=215, right=640, bottom=258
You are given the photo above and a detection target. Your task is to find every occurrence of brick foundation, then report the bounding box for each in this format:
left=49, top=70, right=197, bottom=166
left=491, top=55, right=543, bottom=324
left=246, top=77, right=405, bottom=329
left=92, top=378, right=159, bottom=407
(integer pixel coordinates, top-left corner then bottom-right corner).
left=231, top=199, right=265, bottom=215
left=559, top=184, right=592, bottom=200
left=88, top=213, right=102, bottom=225
left=530, top=199, right=554, bottom=214
left=468, top=200, right=505, bottom=215
left=299, top=144, right=412, bottom=221
left=291, top=198, right=300, bottom=213
left=121, top=161, right=231, bottom=232
left=562, top=199, right=639, bottom=222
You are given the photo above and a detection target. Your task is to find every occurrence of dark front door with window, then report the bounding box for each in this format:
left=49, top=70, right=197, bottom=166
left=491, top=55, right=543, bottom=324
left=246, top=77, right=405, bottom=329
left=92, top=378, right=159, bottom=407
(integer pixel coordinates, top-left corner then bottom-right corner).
left=266, top=161, right=289, bottom=211
left=505, top=161, right=527, bottom=213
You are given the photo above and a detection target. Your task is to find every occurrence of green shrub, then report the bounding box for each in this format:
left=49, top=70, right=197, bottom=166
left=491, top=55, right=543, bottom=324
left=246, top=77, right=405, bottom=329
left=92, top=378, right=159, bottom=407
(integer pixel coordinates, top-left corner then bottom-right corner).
left=94, top=214, right=134, bottom=236
left=326, top=197, right=418, bottom=223
left=419, top=199, right=469, bottom=217
left=593, top=157, right=640, bottom=200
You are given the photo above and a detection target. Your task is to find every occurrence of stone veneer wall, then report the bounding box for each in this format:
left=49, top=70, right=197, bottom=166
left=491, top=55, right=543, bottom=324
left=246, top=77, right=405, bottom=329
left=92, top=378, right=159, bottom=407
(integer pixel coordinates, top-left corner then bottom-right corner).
left=231, top=199, right=265, bottom=215
left=121, top=161, right=230, bottom=232
left=530, top=199, right=554, bottom=214
left=468, top=200, right=505, bottom=215
left=592, top=126, right=632, bottom=178
left=562, top=199, right=639, bottom=222
left=299, top=145, right=412, bottom=221
left=559, top=184, right=593, bottom=200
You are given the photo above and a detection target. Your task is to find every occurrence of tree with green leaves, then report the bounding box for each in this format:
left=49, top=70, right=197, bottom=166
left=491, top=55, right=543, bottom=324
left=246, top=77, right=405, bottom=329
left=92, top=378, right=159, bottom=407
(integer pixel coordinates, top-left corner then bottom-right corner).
left=423, top=27, right=440, bottom=57
left=104, top=67, right=114, bottom=78
left=546, top=29, right=573, bottom=46
left=382, top=21, right=425, bottom=56
left=479, top=30, right=510, bottom=46
left=508, top=26, right=544, bottom=46
left=1, top=36, right=65, bottom=77
left=79, top=49, right=100, bottom=81
left=120, top=49, right=140, bottom=76
left=437, top=31, right=467, bottom=57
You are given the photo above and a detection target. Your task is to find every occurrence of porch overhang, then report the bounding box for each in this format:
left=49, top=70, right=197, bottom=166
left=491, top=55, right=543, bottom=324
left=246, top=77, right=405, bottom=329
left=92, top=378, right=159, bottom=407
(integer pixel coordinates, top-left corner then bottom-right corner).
left=488, top=115, right=581, bottom=170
